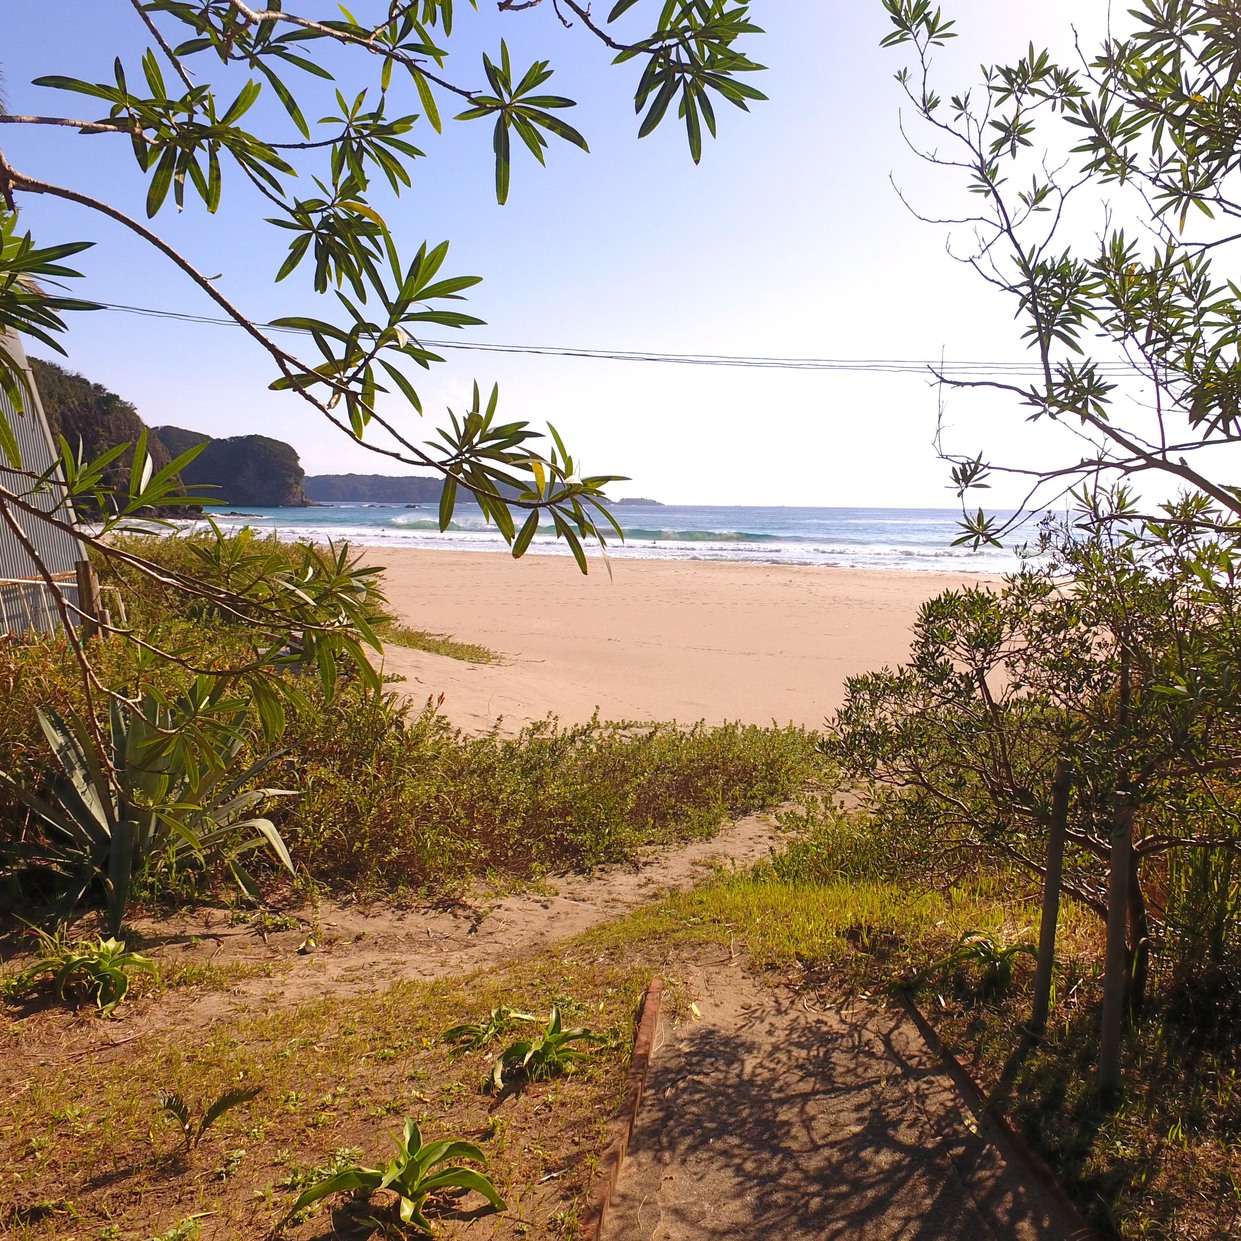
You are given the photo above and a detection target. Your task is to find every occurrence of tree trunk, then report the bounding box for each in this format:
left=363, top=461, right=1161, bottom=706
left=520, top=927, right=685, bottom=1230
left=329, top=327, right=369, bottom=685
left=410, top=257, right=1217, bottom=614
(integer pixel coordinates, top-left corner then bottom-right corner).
left=1127, top=855, right=1150, bottom=1017
left=1030, top=758, right=1071, bottom=1036
left=1099, top=803, right=1134, bottom=1101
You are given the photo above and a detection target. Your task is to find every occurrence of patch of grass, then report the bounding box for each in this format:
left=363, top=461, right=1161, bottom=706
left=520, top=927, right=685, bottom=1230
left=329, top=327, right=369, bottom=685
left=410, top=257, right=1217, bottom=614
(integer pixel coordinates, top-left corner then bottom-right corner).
left=155, top=957, right=287, bottom=997
left=581, top=866, right=1057, bottom=992
left=1, top=948, right=649, bottom=1240
left=379, top=621, right=500, bottom=664
left=6, top=831, right=1225, bottom=1241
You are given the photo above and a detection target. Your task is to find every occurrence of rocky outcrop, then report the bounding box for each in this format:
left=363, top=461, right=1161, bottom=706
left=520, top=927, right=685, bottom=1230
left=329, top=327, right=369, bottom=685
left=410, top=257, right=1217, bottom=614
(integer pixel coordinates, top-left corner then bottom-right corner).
left=28, top=359, right=310, bottom=508
left=154, top=427, right=310, bottom=507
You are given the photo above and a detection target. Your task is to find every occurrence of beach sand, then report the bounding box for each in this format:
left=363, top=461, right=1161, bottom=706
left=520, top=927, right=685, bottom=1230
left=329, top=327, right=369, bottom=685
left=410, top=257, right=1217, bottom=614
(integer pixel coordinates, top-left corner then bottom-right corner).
left=367, top=549, right=1000, bottom=734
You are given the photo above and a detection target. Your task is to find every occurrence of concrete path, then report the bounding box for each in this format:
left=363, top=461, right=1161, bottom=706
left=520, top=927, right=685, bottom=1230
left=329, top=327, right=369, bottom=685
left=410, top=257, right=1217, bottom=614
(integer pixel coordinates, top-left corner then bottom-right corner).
left=605, top=962, right=1091, bottom=1241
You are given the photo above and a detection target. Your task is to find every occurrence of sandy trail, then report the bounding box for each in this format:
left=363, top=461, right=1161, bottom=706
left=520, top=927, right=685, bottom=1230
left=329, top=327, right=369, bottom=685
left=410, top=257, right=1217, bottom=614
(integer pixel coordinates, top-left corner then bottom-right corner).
left=52, top=811, right=1090, bottom=1241
left=605, top=962, right=1090, bottom=1241
left=106, top=811, right=784, bottom=1038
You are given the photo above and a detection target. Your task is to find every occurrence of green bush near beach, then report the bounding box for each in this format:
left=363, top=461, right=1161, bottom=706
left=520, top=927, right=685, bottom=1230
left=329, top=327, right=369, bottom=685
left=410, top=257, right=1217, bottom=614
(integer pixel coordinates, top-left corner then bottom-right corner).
left=0, top=532, right=821, bottom=920
left=275, top=690, right=816, bottom=893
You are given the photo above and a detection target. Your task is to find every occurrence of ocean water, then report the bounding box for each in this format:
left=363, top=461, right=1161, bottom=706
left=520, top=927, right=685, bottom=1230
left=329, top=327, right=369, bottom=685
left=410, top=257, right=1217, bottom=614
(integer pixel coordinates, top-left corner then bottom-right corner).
left=181, top=502, right=1027, bottom=574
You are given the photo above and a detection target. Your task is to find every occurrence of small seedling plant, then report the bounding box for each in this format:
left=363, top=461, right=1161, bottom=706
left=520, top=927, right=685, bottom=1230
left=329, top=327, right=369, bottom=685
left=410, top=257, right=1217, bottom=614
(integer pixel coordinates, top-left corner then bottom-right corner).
left=159, top=1087, right=262, bottom=1154
left=4, top=929, right=155, bottom=1016
left=442, top=1005, right=535, bottom=1053
left=895, top=930, right=1037, bottom=998
left=277, top=1118, right=506, bottom=1235
left=491, top=1004, right=605, bottom=1092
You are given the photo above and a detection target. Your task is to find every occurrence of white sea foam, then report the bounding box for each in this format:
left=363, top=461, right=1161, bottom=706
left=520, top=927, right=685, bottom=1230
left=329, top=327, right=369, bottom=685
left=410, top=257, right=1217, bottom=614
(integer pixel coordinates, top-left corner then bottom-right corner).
left=174, top=502, right=1024, bottom=573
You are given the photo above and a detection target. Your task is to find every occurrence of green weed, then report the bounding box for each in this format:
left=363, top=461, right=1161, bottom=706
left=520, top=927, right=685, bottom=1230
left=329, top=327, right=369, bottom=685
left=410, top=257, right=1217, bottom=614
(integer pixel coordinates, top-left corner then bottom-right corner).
left=894, top=929, right=1038, bottom=999
left=490, top=1005, right=605, bottom=1092
left=276, top=1118, right=506, bottom=1235
left=5, top=929, right=155, bottom=1016
left=148, top=1215, right=210, bottom=1241
left=442, top=1006, right=535, bottom=1053
left=158, top=1087, right=262, bottom=1154
left=278, top=1145, right=366, bottom=1192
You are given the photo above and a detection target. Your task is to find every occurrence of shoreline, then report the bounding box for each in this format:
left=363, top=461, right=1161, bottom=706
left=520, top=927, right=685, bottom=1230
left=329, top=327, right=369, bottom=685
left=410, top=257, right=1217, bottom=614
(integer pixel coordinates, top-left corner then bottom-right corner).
left=181, top=501, right=1021, bottom=575
left=365, top=547, right=1001, bottom=733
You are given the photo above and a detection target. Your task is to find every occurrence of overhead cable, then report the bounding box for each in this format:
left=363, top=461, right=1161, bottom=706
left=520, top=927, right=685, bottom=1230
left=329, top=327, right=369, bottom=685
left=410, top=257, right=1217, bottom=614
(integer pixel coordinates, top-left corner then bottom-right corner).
left=93, top=300, right=1142, bottom=378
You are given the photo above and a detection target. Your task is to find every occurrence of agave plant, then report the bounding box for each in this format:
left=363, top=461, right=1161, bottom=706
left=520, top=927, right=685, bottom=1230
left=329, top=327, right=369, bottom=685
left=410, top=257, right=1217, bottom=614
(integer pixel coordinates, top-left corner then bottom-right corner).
left=278, top=1118, right=506, bottom=1235
left=1, top=685, right=295, bottom=934
left=490, top=1004, right=605, bottom=1092
left=5, top=927, right=156, bottom=1016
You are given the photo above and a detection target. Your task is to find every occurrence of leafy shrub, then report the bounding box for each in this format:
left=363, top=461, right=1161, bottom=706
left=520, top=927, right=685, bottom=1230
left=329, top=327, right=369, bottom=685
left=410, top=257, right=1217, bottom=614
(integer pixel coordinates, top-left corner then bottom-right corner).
left=0, top=529, right=373, bottom=924
left=274, top=691, right=822, bottom=891
left=2, top=696, right=294, bottom=933
left=4, top=928, right=155, bottom=1015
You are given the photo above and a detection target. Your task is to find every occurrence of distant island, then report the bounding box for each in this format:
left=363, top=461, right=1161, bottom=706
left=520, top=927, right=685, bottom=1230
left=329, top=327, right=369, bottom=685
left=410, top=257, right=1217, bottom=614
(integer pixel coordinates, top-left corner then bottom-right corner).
left=304, top=473, right=443, bottom=504
left=305, top=474, right=662, bottom=506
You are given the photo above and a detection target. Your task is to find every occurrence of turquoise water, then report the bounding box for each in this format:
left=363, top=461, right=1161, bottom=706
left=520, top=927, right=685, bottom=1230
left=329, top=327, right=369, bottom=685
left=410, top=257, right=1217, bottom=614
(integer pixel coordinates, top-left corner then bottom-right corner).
left=183, top=502, right=1026, bottom=573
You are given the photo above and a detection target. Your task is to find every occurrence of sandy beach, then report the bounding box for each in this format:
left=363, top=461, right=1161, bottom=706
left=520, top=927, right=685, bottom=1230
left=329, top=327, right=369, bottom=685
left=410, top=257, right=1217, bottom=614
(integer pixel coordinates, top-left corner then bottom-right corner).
left=367, top=549, right=1001, bottom=733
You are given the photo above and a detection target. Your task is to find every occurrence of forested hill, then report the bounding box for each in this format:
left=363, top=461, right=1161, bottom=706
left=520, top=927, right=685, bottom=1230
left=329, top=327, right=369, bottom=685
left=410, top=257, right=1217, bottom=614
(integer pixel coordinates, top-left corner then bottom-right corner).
left=304, top=475, right=665, bottom=506
left=154, top=427, right=309, bottom=507
left=29, top=358, right=311, bottom=509
left=303, top=473, right=443, bottom=503
left=30, top=357, right=177, bottom=486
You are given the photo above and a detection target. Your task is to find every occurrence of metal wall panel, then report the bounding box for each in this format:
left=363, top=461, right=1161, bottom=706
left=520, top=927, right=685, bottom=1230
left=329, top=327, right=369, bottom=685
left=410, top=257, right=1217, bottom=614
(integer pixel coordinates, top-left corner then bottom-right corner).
left=0, top=331, right=88, bottom=635
left=0, top=580, right=82, bottom=636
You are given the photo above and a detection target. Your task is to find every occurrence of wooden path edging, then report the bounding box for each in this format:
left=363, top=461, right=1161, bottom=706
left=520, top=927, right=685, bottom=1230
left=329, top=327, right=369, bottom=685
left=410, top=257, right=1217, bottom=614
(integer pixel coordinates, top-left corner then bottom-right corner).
left=901, top=997, right=1099, bottom=1241
left=579, top=978, right=664, bottom=1241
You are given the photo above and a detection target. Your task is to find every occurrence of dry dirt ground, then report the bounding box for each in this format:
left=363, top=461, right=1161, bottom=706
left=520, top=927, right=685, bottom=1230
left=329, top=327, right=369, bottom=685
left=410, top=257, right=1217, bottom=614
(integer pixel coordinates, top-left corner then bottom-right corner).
left=114, top=811, right=787, bottom=1033
left=605, top=963, right=1090, bottom=1241
left=10, top=814, right=1088, bottom=1240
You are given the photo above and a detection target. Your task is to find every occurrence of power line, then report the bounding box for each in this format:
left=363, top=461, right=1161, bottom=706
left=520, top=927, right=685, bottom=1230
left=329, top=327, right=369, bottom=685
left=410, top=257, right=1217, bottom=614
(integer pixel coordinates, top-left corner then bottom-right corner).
left=93, top=299, right=1141, bottom=378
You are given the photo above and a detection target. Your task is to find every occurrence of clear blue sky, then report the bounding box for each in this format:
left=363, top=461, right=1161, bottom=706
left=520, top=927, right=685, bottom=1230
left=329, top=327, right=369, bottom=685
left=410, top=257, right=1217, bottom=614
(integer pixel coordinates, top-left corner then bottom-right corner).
left=5, top=2, right=1111, bottom=505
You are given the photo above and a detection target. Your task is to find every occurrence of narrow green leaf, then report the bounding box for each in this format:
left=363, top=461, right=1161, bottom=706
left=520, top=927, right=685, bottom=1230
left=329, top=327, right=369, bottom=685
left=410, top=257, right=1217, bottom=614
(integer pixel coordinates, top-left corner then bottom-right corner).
left=513, top=509, right=539, bottom=558
left=494, top=117, right=511, bottom=205
left=439, top=475, right=458, bottom=529
left=412, top=68, right=441, bottom=133
left=146, top=146, right=177, bottom=217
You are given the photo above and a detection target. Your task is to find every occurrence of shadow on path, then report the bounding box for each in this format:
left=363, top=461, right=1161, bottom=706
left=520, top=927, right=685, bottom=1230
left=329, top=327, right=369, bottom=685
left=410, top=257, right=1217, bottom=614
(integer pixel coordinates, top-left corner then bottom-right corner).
left=606, top=964, right=1091, bottom=1241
